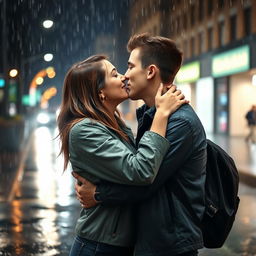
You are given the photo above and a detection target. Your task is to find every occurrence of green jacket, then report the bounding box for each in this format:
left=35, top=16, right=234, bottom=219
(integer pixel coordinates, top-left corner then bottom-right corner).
left=69, top=118, right=170, bottom=247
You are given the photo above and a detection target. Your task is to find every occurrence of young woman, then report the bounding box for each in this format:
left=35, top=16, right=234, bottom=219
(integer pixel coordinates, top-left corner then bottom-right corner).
left=57, top=55, right=187, bottom=256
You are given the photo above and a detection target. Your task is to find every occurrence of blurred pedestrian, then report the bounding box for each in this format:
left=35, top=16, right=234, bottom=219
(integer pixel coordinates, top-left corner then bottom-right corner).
left=57, top=55, right=187, bottom=256
left=245, top=105, right=256, bottom=143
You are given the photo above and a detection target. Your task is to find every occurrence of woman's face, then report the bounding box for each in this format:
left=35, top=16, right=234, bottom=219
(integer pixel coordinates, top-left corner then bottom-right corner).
left=100, top=60, right=129, bottom=106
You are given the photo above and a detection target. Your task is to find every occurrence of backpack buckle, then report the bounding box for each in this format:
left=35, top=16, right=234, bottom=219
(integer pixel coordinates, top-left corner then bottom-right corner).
left=208, top=204, right=218, bottom=217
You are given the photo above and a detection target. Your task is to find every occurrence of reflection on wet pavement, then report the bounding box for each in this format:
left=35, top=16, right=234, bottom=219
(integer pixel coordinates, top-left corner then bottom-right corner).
left=200, top=183, right=256, bottom=256
left=0, top=126, right=80, bottom=255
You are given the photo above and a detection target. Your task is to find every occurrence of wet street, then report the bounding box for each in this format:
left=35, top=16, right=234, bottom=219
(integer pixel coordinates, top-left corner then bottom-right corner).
left=1, top=125, right=256, bottom=255
left=0, top=126, right=80, bottom=256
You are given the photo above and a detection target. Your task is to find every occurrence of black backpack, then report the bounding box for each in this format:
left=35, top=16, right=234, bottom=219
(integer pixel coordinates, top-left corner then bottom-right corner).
left=202, top=139, right=240, bottom=248
left=174, top=139, right=240, bottom=248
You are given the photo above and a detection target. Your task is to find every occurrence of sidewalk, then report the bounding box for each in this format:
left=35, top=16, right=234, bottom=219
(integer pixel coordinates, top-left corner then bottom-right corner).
left=207, top=134, right=256, bottom=187
left=0, top=117, right=34, bottom=202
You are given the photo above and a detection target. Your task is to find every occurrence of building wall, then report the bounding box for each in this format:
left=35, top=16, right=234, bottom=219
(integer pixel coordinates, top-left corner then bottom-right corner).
left=127, top=0, right=256, bottom=136
left=129, top=0, right=170, bottom=36
left=170, top=0, right=256, bottom=60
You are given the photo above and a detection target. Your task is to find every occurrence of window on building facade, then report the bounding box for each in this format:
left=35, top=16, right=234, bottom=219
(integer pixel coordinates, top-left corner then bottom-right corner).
left=218, top=21, right=225, bottom=46
left=218, top=0, right=224, bottom=9
left=177, top=15, right=180, bottom=32
left=183, top=41, right=187, bottom=59
left=244, top=7, right=251, bottom=36
left=207, top=0, right=213, bottom=16
left=153, top=26, right=157, bottom=35
left=198, top=0, right=204, bottom=21
left=198, top=32, right=204, bottom=54
left=191, top=37, right=195, bottom=57
left=230, top=14, right=237, bottom=41
left=207, top=27, right=213, bottom=50
left=191, top=4, right=195, bottom=26
left=230, top=0, right=237, bottom=6
left=183, top=13, right=187, bottom=30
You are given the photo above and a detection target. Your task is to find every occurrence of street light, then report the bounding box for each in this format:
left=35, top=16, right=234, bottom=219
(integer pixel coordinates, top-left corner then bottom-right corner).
left=18, top=53, right=54, bottom=112
left=43, top=20, right=54, bottom=29
left=35, top=77, right=44, bottom=85
left=9, top=69, right=18, bottom=78
left=44, top=53, right=53, bottom=62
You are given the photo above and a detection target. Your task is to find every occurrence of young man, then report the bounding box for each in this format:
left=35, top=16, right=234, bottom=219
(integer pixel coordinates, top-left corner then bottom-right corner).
left=74, top=33, right=207, bottom=256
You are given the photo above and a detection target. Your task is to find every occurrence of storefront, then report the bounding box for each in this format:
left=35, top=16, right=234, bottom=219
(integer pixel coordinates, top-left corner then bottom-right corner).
left=195, top=77, right=214, bottom=134
left=176, top=61, right=200, bottom=108
left=212, top=44, right=255, bottom=136
left=176, top=61, right=215, bottom=134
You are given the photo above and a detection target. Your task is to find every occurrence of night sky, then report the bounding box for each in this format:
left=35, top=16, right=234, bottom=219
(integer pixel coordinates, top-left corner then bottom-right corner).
left=0, top=0, right=132, bottom=108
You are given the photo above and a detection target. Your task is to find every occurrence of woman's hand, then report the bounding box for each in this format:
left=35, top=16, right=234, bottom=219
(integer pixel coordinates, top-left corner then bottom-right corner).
left=155, top=83, right=189, bottom=117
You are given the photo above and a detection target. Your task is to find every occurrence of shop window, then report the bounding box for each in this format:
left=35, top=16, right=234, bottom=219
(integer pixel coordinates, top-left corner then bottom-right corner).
left=198, top=0, right=204, bottom=21
left=218, top=21, right=225, bottom=46
left=214, top=77, right=229, bottom=134
left=244, top=7, right=251, bottom=36
left=230, top=14, right=237, bottom=41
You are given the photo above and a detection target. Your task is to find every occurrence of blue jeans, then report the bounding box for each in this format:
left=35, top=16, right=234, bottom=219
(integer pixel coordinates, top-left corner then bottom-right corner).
left=69, top=236, right=134, bottom=256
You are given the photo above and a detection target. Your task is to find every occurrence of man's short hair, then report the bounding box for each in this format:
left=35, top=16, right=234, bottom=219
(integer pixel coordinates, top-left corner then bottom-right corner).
left=127, top=33, right=183, bottom=83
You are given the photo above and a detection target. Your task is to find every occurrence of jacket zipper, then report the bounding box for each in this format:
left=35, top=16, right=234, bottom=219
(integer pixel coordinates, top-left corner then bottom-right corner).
left=112, top=207, right=122, bottom=237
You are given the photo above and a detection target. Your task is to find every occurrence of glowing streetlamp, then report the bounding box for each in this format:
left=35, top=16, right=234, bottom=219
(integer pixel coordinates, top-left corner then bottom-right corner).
left=44, top=53, right=53, bottom=62
left=9, top=69, right=18, bottom=78
left=41, top=87, right=57, bottom=108
left=35, top=77, right=44, bottom=85
left=28, top=67, right=56, bottom=106
left=43, top=20, right=54, bottom=29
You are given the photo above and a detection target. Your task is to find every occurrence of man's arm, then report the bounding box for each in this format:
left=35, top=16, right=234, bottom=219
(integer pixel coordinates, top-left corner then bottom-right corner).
left=76, top=118, right=194, bottom=207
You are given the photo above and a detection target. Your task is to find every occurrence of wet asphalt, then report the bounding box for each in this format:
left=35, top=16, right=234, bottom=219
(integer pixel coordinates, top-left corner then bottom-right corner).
left=0, top=125, right=256, bottom=255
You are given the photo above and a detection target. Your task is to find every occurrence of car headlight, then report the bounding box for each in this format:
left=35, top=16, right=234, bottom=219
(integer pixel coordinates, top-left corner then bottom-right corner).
left=37, top=112, right=50, bottom=124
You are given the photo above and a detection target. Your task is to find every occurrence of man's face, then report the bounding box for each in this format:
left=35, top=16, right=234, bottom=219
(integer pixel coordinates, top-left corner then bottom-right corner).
left=124, top=48, right=148, bottom=100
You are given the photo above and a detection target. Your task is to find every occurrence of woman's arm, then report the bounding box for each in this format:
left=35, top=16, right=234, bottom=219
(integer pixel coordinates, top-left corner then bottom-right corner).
left=70, top=84, right=187, bottom=186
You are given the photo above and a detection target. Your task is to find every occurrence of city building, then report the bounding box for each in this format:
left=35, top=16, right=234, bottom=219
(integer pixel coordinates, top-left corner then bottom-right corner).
left=128, top=0, right=256, bottom=136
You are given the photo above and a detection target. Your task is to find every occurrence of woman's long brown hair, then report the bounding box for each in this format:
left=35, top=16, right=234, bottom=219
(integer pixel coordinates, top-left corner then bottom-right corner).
left=57, top=55, right=127, bottom=171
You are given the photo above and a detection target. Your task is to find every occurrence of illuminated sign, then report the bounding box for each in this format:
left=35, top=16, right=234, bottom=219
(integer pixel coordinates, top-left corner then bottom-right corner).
left=0, top=78, right=5, bottom=88
left=212, top=45, right=250, bottom=77
left=176, top=61, right=200, bottom=83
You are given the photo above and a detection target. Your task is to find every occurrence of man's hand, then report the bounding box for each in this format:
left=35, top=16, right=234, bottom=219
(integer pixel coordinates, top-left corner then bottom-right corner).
left=72, top=172, right=99, bottom=209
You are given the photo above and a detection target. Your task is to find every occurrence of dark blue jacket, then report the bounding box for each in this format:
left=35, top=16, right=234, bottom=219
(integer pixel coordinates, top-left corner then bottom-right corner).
left=97, top=103, right=207, bottom=255
left=245, top=110, right=256, bottom=125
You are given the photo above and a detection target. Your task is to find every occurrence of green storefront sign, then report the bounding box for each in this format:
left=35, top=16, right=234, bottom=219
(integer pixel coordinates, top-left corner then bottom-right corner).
left=176, top=61, right=200, bottom=84
left=212, top=45, right=250, bottom=77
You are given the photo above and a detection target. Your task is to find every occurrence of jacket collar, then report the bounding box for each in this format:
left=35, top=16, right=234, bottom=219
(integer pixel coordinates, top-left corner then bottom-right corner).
left=135, top=104, right=156, bottom=145
left=136, top=104, right=156, bottom=125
